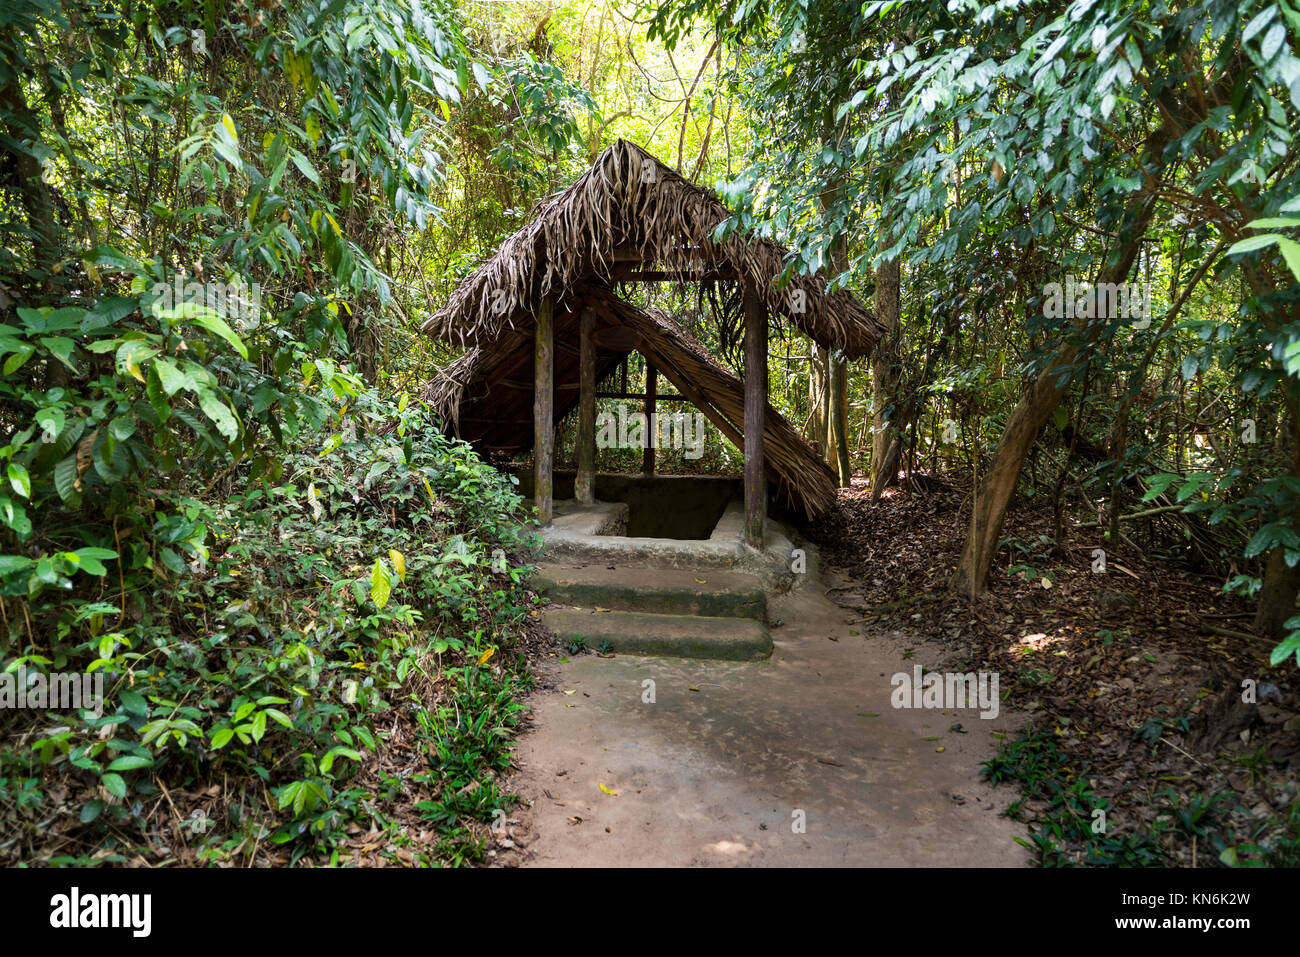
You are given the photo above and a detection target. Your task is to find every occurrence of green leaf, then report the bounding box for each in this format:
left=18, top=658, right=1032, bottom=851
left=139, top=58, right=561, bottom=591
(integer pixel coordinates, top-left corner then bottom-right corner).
left=371, top=559, right=391, bottom=608
left=7, top=463, right=30, bottom=499
left=35, top=407, right=65, bottom=439
left=107, top=755, right=153, bottom=771
left=73, top=547, right=115, bottom=576
left=189, top=309, right=249, bottom=359
left=39, top=336, right=77, bottom=371
left=210, top=727, right=235, bottom=750
left=198, top=389, right=239, bottom=440
left=84, top=296, right=138, bottom=330
left=1246, top=216, right=1300, bottom=229
left=2, top=343, right=34, bottom=375
left=101, top=773, right=127, bottom=799
left=116, top=340, right=158, bottom=382
left=88, top=246, right=143, bottom=274
left=288, top=148, right=320, bottom=184
left=1269, top=631, right=1300, bottom=667
left=153, top=357, right=189, bottom=395
left=53, top=454, right=78, bottom=502
left=159, top=546, right=186, bottom=573
left=109, top=415, right=136, bottom=441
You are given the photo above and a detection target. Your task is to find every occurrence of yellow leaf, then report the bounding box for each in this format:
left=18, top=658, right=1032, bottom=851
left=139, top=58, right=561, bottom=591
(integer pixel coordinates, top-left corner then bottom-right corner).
left=598, top=783, right=618, bottom=796
left=477, top=647, right=495, bottom=666
left=563, top=690, right=575, bottom=695
left=422, top=477, right=437, bottom=503
left=221, top=112, right=237, bottom=139
left=688, top=686, right=700, bottom=692
left=325, top=212, right=343, bottom=238
left=389, top=549, right=406, bottom=582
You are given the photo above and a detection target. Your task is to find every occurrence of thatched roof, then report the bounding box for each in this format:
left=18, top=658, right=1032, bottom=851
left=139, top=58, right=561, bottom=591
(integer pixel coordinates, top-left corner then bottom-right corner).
left=422, top=287, right=840, bottom=520
left=421, top=139, right=882, bottom=359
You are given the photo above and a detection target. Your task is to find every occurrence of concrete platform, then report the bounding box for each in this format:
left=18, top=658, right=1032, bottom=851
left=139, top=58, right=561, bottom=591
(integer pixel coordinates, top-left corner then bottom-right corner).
left=544, top=608, right=773, bottom=661
left=508, top=551, right=1030, bottom=867
left=536, top=499, right=797, bottom=593
left=536, top=564, right=767, bottom=619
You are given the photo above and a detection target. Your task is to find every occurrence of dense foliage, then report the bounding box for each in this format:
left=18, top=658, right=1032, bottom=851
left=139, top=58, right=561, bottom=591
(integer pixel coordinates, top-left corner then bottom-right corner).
left=3, top=0, right=1298, bottom=866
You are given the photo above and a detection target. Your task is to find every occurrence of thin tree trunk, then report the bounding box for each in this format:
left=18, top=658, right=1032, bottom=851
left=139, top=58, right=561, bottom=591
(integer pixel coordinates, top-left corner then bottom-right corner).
left=830, top=351, right=851, bottom=485
left=871, top=257, right=901, bottom=488
left=952, top=126, right=1170, bottom=596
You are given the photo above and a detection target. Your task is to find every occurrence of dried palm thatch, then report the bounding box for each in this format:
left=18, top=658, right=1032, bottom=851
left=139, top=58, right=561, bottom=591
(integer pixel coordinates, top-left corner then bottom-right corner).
left=421, top=287, right=839, bottom=520
left=421, top=139, right=882, bottom=358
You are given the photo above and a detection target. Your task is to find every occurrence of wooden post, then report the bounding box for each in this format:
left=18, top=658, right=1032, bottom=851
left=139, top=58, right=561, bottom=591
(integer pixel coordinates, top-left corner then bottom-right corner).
left=743, top=282, right=767, bottom=548
left=575, top=309, right=596, bottom=504
left=642, top=360, right=657, bottom=475
left=534, top=298, right=554, bottom=525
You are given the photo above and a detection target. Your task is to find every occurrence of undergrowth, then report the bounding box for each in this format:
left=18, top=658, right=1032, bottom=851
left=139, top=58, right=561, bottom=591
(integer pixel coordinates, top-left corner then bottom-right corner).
left=982, top=725, right=1300, bottom=868
left=1, top=389, right=540, bottom=866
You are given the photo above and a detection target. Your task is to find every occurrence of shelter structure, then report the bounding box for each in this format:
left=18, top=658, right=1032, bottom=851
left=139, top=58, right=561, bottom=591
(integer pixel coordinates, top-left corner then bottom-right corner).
left=421, top=140, right=882, bottom=547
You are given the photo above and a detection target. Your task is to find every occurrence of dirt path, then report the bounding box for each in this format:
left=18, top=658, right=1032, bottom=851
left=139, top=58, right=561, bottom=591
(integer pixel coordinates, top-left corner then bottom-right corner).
left=502, top=561, right=1029, bottom=866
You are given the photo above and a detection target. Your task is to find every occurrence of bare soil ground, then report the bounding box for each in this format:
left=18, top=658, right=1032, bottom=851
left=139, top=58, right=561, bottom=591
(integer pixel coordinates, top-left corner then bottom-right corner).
left=811, top=477, right=1300, bottom=866
left=494, top=543, right=1027, bottom=867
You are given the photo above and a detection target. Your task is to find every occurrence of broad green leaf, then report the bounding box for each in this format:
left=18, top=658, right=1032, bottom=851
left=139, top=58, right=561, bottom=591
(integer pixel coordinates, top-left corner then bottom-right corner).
left=7, top=463, right=30, bottom=499
left=101, top=773, right=127, bottom=799
left=107, top=755, right=153, bottom=771
left=153, top=357, right=189, bottom=395
left=371, top=559, right=391, bottom=608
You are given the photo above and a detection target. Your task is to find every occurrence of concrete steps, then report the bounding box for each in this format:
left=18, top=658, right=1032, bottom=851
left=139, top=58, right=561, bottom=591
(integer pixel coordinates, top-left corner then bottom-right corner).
left=535, top=564, right=766, bottom=619
left=536, top=562, right=773, bottom=661
left=543, top=608, right=773, bottom=661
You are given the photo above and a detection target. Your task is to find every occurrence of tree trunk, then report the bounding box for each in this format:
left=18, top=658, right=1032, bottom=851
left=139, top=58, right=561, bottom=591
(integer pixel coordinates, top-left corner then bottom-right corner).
left=951, top=127, right=1170, bottom=596
left=829, top=350, right=851, bottom=485
left=871, top=257, right=901, bottom=488
left=1254, top=545, right=1300, bottom=639
left=808, top=344, right=829, bottom=458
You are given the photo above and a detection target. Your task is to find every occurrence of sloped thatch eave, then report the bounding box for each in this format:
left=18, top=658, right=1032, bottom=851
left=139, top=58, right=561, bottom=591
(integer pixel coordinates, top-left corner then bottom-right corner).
left=421, top=139, right=882, bottom=360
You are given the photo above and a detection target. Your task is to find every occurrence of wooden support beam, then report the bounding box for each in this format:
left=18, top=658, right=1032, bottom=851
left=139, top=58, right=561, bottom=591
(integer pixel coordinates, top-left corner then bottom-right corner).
left=642, top=361, right=657, bottom=475
left=534, top=298, right=554, bottom=526
left=743, top=281, right=767, bottom=549
left=576, top=310, right=596, bottom=504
